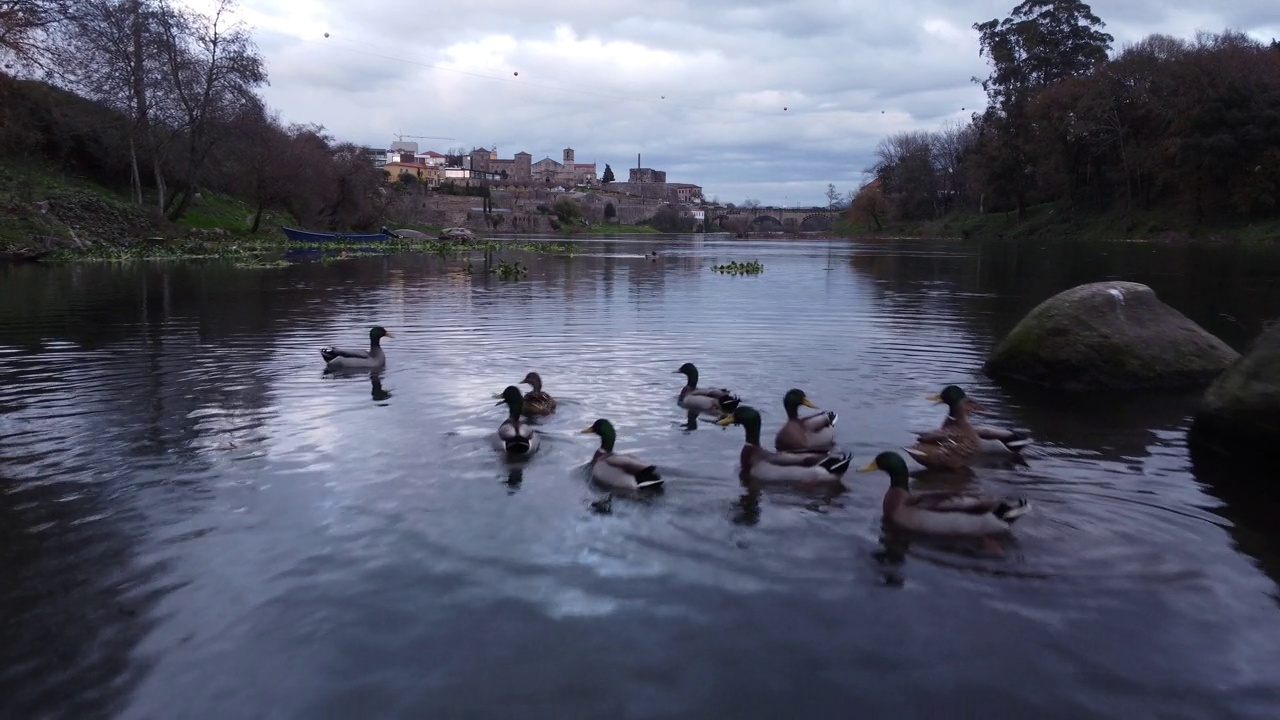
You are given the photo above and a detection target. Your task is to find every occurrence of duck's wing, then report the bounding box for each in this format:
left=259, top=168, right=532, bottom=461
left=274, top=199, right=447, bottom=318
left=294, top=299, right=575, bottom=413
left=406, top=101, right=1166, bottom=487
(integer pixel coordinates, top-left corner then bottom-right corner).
left=689, top=387, right=736, bottom=401
left=974, top=425, right=1032, bottom=448
left=603, top=452, right=656, bottom=475
left=762, top=449, right=831, bottom=467
left=908, top=492, right=1001, bottom=513
left=498, top=419, right=528, bottom=441
left=321, top=346, right=372, bottom=361
left=916, top=425, right=967, bottom=443
left=800, top=411, right=837, bottom=432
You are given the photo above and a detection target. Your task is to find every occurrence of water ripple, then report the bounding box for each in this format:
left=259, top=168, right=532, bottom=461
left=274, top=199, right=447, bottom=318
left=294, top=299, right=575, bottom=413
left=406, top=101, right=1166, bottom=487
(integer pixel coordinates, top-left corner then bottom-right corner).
left=2, top=236, right=1280, bottom=719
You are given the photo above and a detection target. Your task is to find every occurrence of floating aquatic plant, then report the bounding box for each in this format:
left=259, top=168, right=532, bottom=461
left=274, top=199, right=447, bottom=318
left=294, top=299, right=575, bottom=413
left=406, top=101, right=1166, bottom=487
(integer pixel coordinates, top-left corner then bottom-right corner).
left=711, top=260, right=764, bottom=275
left=492, top=260, right=528, bottom=280
left=233, top=259, right=293, bottom=269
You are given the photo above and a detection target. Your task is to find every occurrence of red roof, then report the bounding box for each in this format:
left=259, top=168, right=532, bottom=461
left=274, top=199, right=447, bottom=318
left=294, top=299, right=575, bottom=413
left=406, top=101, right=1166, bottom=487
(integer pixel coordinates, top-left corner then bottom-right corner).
left=421, top=151, right=445, bottom=157
left=574, top=163, right=595, bottom=169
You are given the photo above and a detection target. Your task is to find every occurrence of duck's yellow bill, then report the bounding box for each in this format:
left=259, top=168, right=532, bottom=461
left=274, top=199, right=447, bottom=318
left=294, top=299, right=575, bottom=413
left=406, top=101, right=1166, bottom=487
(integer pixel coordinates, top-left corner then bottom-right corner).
left=384, top=331, right=394, bottom=337
left=857, top=461, right=879, bottom=472
left=801, top=398, right=817, bottom=409
left=926, top=394, right=942, bottom=402
left=579, top=426, right=595, bottom=434
left=716, top=414, right=736, bottom=426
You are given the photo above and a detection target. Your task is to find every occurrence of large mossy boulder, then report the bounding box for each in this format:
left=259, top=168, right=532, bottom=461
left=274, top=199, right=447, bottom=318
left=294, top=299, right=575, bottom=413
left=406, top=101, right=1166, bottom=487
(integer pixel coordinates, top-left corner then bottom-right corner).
left=1191, top=324, right=1280, bottom=453
left=984, top=281, right=1239, bottom=390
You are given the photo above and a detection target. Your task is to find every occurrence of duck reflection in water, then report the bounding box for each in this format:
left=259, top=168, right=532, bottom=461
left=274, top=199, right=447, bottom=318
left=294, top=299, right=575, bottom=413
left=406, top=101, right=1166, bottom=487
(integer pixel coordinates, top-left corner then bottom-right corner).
left=504, top=466, right=524, bottom=494
left=731, top=477, right=847, bottom=527
left=320, top=367, right=392, bottom=404
left=370, top=372, right=391, bottom=402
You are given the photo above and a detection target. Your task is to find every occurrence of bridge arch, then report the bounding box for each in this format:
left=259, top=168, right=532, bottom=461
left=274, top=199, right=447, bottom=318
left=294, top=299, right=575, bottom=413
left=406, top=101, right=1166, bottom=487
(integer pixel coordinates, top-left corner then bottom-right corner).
left=799, top=213, right=833, bottom=231
left=750, top=215, right=783, bottom=230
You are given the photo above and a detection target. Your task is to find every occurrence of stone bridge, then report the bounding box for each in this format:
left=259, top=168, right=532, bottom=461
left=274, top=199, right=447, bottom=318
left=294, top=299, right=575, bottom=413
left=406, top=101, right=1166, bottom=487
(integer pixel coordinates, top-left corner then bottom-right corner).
left=711, top=206, right=836, bottom=232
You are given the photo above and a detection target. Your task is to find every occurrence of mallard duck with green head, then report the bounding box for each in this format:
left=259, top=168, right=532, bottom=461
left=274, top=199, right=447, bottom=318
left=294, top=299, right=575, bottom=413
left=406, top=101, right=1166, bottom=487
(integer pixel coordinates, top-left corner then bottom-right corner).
left=519, top=372, right=557, bottom=417
left=920, top=385, right=1032, bottom=454
left=774, top=388, right=837, bottom=452
left=859, top=450, right=1032, bottom=535
left=674, top=362, right=740, bottom=416
left=320, top=326, right=391, bottom=371
left=580, top=419, right=664, bottom=491
left=493, top=385, right=540, bottom=456
left=718, top=405, right=852, bottom=483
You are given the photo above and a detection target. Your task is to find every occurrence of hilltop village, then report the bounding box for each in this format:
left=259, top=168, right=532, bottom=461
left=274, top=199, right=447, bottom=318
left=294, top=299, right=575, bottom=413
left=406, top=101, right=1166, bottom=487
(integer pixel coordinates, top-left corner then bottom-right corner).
left=370, top=140, right=712, bottom=231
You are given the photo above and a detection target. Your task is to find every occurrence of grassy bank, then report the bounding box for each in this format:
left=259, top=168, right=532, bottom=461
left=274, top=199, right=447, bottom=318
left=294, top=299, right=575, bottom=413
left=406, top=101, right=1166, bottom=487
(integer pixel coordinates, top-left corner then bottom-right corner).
left=567, top=223, right=660, bottom=235
left=1, top=162, right=457, bottom=260
left=838, top=202, right=1280, bottom=242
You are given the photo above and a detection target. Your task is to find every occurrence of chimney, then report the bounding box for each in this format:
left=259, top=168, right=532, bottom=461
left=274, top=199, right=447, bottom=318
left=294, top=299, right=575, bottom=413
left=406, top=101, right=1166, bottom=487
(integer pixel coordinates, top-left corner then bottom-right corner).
left=637, top=153, right=641, bottom=169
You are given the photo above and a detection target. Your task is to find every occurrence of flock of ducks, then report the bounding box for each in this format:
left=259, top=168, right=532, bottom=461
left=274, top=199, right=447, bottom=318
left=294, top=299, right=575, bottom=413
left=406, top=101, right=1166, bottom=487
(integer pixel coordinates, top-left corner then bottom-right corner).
left=321, top=326, right=1035, bottom=538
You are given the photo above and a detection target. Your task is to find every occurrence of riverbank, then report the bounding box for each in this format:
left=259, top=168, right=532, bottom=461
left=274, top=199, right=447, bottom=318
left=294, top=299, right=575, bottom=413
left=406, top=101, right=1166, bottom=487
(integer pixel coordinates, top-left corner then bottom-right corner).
left=838, top=202, right=1280, bottom=242
left=560, top=223, right=660, bottom=236
left=0, top=163, right=456, bottom=262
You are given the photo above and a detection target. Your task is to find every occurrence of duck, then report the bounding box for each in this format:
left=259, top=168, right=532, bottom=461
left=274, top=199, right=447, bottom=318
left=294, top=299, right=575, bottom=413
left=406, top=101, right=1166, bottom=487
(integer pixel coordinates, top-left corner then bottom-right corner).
left=519, top=371, right=557, bottom=417
left=580, top=419, right=664, bottom=491
left=774, top=388, right=837, bottom=452
left=320, top=326, right=390, bottom=371
left=717, top=406, right=852, bottom=483
left=858, top=450, right=1032, bottom=536
left=674, top=362, right=741, bottom=416
left=922, top=385, right=1033, bottom=454
left=492, top=385, right=540, bottom=456
left=903, top=390, right=983, bottom=470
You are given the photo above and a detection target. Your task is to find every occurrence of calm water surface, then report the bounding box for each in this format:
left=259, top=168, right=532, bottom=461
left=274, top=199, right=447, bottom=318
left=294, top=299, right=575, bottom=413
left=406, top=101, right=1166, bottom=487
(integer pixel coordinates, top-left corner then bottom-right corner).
left=3, top=235, right=1280, bottom=719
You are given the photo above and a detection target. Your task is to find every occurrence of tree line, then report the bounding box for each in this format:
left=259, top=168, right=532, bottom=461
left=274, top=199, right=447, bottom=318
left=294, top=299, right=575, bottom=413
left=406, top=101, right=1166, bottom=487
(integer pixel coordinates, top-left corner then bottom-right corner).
left=852, top=0, right=1280, bottom=232
left=0, top=0, right=391, bottom=231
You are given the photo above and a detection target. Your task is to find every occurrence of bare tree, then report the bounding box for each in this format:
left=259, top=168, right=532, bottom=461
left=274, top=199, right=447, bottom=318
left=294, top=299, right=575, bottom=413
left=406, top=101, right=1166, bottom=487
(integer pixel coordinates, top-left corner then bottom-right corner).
left=931, top=120, right=977, bottom=211
left=0, top=0, right=71, bottom=71
left=154, top=0, right=265, bottom=220
left=223, top=106, right=292, bottom=233
left=825, top=183, right=843, bottom=210
left=60, top=0, right=173, bottom=209
left=869, top=130, right=941, bottom=220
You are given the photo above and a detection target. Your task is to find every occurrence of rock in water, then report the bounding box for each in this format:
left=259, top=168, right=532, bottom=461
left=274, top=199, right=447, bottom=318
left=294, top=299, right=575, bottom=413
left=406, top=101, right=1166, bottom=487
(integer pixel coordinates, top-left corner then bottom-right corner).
left=438, top=227, right=476, bottom=241
left=983, top=281, right=1239, bottom=390
left=1191, top=324, right=1280, bottom=455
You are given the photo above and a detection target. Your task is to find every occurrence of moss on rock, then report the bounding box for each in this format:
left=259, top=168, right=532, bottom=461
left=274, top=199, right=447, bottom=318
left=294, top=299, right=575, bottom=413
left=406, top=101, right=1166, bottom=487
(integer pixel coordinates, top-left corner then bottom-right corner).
left=1191, top=324, right=1280, bottom=457
left=984, top=281, right=1239, bottom=390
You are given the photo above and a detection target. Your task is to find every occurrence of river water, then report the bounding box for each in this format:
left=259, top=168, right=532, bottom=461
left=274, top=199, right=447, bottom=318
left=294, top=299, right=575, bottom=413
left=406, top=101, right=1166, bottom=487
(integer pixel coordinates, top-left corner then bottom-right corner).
left=2, top=235, right=1280, bottom=719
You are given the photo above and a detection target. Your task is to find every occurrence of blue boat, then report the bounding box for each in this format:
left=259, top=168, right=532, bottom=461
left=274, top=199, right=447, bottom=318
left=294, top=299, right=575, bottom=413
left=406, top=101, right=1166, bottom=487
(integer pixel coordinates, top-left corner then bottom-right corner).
left=279, top=226, right=399, bottom=243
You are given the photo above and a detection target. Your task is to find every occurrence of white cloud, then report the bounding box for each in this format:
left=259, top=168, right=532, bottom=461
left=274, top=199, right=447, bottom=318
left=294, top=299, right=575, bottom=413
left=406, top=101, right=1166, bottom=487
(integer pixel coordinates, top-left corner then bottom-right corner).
left=192, top=0, right=1278, bottom=205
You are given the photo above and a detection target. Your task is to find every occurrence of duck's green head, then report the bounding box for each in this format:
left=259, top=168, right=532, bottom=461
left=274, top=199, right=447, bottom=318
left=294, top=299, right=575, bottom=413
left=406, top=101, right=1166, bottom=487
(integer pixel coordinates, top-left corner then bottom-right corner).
left=858, top=451, right=910, bottom=488
left=370, top=326, right=391, bottom=341
left=580, top=418, right=617, bottom=451
left=716, top=405, right=762, bottom=444
left=927, top=385, right=966, bottom=407
left=783, top=388, right=817, bottom=414
left=496, top=385, right=524, bottom=415
left=674, top=362, right=698, bottom=380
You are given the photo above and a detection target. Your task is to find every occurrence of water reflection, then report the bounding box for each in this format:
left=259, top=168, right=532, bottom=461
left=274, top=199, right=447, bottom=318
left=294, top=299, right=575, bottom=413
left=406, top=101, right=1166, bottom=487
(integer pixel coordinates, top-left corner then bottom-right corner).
left=2, top=235, right=1280, bottom=717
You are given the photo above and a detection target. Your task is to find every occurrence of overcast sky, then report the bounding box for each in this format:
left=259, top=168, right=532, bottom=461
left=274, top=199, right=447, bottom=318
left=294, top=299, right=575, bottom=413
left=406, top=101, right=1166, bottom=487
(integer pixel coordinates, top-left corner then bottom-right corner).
left=217, top=0, right=1277, bottom=206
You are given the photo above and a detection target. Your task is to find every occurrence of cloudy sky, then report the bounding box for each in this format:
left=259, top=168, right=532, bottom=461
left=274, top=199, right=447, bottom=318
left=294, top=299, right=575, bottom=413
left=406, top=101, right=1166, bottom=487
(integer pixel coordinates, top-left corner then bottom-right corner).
left=215, top=0, right=1275, bottom=206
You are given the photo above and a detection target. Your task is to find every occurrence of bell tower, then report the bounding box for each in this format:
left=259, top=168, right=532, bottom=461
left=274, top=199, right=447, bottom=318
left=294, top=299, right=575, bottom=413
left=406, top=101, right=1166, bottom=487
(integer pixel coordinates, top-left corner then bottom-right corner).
left=563, top=147, right=575, bottom=165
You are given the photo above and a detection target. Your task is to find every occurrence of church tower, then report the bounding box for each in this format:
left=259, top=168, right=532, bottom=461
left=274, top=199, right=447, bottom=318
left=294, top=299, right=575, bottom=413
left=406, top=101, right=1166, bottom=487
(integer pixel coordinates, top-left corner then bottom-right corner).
left=563, top=147, right=575, bottom=165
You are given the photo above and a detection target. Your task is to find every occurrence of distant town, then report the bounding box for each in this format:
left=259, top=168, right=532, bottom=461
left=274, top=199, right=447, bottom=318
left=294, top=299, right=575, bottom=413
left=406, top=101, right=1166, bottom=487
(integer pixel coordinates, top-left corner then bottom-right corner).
left=368, top=140, right=705, bottom=206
